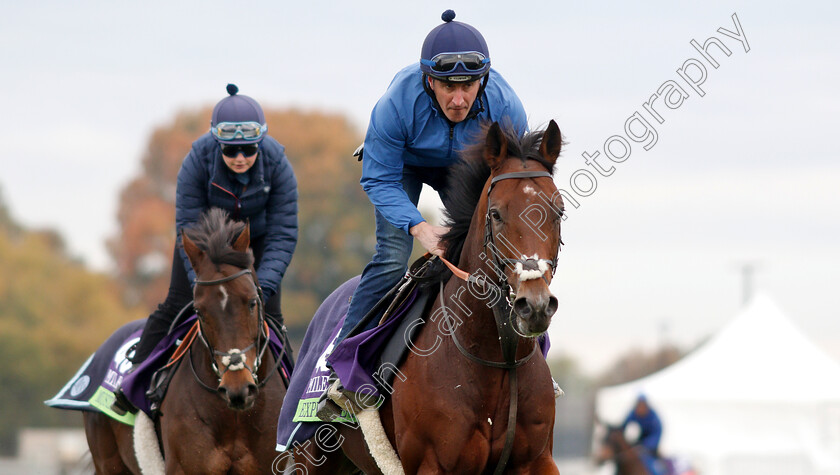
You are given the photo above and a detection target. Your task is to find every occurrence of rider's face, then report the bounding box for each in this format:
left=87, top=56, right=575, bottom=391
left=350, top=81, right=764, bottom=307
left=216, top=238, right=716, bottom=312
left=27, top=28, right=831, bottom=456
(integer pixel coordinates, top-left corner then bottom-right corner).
left=429, top=78, right=480, bottom=123
left=222, top=149, right=258, bottom=174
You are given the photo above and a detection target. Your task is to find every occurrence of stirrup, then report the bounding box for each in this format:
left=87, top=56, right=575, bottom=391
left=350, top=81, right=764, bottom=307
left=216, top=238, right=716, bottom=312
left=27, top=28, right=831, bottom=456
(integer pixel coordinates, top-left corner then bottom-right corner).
left=315, top=374, right=344, bottom=421
left=111, top=389, right=138, bottom=415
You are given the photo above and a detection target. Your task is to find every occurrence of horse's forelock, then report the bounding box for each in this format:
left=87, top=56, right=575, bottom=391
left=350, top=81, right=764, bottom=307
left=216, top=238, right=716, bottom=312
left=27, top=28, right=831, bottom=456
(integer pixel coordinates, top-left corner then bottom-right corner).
left=184, top=208, right=254, bottom=270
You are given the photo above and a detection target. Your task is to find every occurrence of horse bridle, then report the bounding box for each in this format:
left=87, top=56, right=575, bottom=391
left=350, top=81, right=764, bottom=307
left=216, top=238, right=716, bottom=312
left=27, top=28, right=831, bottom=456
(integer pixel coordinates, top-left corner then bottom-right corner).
left=192, top=268, right=273, bottom=389
left=442, top=168, right=562, bottom=475
left=483, top=170, right=561, bottom=305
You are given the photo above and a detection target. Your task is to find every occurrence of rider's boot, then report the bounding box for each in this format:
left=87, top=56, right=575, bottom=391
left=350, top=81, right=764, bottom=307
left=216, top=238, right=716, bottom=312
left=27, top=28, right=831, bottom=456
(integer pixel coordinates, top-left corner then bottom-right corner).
left=552, top=377, right=564, bottom=399
left=110, top=314, right=170, bottom=415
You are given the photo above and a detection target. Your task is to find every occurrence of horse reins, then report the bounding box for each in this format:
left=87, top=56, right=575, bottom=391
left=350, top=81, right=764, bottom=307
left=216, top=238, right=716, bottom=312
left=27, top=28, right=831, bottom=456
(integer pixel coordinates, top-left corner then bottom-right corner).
left=435, top=169, right=559, bottom=475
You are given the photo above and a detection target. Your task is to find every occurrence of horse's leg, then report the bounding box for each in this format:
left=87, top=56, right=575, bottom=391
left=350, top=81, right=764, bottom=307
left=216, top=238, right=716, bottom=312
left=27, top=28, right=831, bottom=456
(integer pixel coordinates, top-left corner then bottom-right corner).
left=83, top=412, right=140, bottom=474
left=527, top=429, right=560, bottom=474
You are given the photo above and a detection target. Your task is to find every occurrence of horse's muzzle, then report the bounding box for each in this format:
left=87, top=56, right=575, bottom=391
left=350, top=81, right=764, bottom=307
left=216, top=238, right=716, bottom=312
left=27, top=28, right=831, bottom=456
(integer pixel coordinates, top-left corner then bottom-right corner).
left=512, top=293, right=558, bottom=336
left=218, top=380, right=258, bottom=411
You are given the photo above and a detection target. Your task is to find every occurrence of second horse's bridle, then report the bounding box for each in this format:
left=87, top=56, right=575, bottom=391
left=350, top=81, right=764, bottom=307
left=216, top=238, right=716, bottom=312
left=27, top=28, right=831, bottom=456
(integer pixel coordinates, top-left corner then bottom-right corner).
left=192, top=268, right=272, bottom=388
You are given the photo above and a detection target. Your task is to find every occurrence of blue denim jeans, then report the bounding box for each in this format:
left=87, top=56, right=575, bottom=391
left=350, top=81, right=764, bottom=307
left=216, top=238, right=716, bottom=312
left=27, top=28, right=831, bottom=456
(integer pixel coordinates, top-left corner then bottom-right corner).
left=336, top=165, right=450, bottom=342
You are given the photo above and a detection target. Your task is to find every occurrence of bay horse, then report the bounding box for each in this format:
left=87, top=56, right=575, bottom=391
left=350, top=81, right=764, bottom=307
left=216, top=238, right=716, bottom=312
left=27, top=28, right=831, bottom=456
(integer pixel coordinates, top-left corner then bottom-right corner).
left=84, top=209, right=287, bottom=474
left=286, top=120, right=564, bottom=473
left=595, top=425, right=651, bottom=475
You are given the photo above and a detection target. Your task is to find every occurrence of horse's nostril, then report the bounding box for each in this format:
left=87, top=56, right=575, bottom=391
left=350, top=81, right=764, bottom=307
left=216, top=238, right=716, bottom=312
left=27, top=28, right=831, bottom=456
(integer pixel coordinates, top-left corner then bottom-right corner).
left=546, top=296, right=558, bottom=317
left=218, top=386, right=228, bottom=397
left=513, top=298, right=532, bottom=319
left=247, top=383, right=257, bottom=399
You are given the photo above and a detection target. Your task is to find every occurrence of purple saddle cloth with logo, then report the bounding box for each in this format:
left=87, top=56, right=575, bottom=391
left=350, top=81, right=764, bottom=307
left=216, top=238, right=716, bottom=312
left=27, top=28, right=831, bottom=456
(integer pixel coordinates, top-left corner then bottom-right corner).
left=46, top=319, right=146, bottom=414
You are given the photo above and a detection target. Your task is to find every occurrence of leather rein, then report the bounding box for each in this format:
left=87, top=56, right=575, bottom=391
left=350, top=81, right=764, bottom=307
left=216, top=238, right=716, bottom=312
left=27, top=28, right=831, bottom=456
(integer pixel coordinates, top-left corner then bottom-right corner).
left=436, top=169, right=559, bottom=475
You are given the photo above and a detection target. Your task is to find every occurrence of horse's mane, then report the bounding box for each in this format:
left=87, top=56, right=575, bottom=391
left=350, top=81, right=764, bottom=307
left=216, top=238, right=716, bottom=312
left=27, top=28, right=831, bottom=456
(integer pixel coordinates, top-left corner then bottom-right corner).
left=440, top=123, right=557, bottom=266
left=184, top=208, right=254, bottom=270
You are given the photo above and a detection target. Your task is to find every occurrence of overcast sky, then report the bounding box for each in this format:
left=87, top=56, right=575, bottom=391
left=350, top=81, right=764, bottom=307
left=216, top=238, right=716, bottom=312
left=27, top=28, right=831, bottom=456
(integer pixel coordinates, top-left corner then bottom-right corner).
left=1, top=0, right=837, bottom=375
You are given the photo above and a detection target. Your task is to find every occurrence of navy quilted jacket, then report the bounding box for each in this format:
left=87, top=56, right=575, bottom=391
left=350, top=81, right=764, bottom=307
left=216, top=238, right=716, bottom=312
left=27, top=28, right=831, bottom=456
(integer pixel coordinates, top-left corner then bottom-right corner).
left=175, top=133, right=298, bottom=296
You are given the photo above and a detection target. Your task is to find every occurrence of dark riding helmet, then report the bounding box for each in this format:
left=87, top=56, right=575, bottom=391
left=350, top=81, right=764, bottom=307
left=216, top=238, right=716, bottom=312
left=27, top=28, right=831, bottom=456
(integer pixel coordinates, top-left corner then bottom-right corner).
left=420, top=10, right=491, bottom=83
left=210, top=84, right=267, bottom=145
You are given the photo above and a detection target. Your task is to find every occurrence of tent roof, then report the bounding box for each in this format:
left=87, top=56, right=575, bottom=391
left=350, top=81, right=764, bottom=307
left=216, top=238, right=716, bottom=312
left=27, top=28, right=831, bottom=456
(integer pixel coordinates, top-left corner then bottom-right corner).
left=598, top=293, right=840, bottom=420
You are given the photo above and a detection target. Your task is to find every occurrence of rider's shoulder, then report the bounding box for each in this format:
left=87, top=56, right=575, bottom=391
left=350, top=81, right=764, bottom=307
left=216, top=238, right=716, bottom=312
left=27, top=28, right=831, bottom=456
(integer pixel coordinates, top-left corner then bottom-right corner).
left=257, top=136, right=287, bottom=160
left=191, top=132, right=218, bottom=155
left=483, top=68, right=520, bottom=101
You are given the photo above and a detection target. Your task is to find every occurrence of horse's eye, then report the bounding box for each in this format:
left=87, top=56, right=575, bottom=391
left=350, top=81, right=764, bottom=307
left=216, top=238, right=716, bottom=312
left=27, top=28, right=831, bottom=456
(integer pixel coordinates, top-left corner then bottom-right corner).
left=249, top=299, right=258, bottom=311
left=489, top=209, right=502, bottom=222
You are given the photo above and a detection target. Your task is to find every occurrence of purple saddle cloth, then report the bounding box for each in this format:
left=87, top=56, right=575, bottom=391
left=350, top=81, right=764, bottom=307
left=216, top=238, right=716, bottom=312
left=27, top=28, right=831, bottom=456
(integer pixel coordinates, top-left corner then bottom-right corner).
left=46, top=319, right=146, bottom=421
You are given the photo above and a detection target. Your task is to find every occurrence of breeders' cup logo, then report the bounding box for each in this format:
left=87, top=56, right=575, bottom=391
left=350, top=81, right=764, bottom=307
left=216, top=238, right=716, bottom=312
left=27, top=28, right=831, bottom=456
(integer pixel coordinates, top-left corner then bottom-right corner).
left=70, top=375, right=90, bottom=397
left=115, top=337, right=140, bottom=374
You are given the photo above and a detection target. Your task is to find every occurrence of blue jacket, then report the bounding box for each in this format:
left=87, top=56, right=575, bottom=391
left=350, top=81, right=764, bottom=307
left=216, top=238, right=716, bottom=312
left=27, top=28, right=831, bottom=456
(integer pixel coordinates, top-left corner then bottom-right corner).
left=175, top=133, right=298, bottom=296
left=361, top=63, right=528, bottom=234
left=623, top=407, right=663, bottom=453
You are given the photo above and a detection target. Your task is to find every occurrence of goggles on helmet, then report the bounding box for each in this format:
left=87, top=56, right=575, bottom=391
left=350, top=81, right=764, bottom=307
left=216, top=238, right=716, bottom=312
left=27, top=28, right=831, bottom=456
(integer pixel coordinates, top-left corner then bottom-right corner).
left=211, top=121, right=267, bottom=141
left=421, top=51, right=489, bottom=74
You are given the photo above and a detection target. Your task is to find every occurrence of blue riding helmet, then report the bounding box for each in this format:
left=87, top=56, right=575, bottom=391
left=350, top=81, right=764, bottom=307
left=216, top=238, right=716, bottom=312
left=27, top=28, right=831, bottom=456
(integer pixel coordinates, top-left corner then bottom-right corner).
left=420, top=10, right=491, bottom=83
left=210, top=84, right=267, bottom=145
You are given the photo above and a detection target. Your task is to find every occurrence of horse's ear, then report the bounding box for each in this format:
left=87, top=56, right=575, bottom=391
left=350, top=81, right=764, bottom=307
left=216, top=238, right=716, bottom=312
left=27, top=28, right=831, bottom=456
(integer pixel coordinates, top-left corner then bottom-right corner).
left=232, top=221, right=250, bottom=253
left=539, top=120, right=563, bottom=165
left=484, top=122, right=507, bottom=170
left=182, top=230, right=204, bottom=271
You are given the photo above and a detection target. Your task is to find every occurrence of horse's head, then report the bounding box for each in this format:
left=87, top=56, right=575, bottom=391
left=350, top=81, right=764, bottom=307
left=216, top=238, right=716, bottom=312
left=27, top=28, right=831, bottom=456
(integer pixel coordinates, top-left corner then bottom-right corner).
left=182, top=209, right=266, bottom=411
left=595, top=424, right=633, bottom=465
left=478, top=120, right=564, bottom=336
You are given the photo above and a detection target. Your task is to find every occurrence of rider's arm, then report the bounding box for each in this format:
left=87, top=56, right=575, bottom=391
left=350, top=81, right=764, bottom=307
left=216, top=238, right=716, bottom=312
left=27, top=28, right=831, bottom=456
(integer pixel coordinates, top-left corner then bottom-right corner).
left=175, top=137, right=212, bottom=285
left=360, top=96, right=427, bottom=235
left=255, top=142, right=299, bottom=297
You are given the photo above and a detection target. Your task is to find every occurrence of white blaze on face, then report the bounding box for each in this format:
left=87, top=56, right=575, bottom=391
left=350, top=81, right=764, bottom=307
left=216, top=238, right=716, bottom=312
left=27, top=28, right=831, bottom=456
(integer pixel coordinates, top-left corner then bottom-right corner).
left=514, top=254, right=550, bottom=282
left=219, top=285, right=229, bottom=312
left=522, top=185, right=537, bottom=197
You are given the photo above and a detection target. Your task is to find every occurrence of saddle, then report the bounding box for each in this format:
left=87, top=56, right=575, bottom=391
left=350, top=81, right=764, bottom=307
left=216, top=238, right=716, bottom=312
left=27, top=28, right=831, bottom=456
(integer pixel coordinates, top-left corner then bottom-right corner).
left=319, top=255, right=442, bottom=417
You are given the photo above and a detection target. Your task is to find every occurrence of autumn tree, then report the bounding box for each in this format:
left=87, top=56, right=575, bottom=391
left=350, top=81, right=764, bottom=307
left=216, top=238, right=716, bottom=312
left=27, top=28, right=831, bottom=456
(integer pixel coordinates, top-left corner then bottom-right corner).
left=0, top=193, right=146, bottom=454
left=108, top=108, right=374, bottom=328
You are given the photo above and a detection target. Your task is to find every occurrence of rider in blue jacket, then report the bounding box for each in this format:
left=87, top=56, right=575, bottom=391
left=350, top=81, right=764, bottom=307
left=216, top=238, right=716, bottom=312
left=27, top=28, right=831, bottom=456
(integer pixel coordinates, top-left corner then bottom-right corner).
left=623, top=394, right=664, bottom=473
left=335, top=9, right=527, bottom=345
left=129, top=84, right=298, bottom=365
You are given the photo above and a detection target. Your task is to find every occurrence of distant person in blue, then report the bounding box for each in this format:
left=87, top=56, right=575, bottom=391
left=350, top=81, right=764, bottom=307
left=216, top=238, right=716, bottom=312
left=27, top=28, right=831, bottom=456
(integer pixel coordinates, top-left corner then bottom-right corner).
left=623, top=394, right=664, bottom=473
left=129, top=84, right=299, bottom=366
left=334, top=9, right=528, bottom=345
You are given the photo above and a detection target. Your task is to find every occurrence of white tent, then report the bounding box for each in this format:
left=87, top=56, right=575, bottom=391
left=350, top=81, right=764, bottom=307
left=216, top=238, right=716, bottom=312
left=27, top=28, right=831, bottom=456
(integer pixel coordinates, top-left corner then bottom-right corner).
left=596, top=294, right=840, bottom=475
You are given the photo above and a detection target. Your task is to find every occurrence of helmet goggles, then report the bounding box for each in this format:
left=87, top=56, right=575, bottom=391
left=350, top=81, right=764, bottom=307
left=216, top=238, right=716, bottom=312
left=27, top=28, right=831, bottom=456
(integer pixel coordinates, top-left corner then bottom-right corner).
left=211, top=121, right=267, bottom=141
left=421, top=51, right=489, bottom=74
